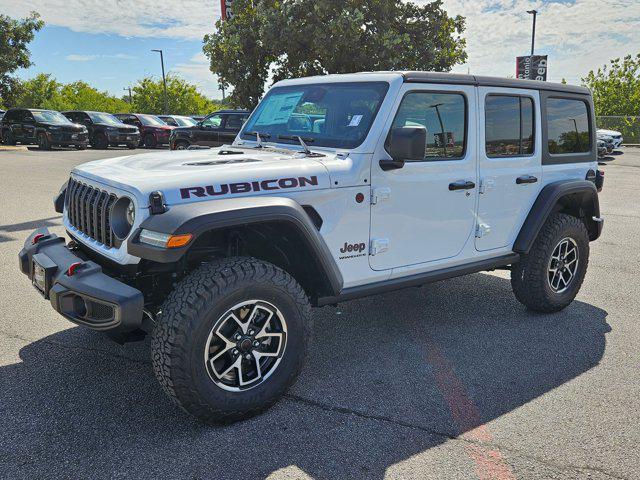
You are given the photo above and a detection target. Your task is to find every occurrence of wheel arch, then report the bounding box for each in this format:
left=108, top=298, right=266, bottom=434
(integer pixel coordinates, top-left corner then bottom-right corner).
left=513, top=180, right=602, bottom=254
left=128, top=196, right=343, bottom=302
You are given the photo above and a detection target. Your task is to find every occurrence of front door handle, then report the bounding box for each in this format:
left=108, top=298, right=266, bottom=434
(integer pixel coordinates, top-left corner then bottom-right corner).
left=516, top=175, right=538, bottom=184
left=449, top=180, right=476, bottom=191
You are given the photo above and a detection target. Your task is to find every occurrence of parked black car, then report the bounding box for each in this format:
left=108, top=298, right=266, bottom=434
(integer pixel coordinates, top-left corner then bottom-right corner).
left=114, top=113, right=174, bottom=148
left=63, top=111, right=139, bottom=149
left=0, top=108, right=88, bottom=150
left=158, top=115, right=198, bottom=128
left=170, top=110, right=250, bottom=149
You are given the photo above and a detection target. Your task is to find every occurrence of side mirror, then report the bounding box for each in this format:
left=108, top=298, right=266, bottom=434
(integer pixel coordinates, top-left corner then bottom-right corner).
left=381, top=127, right=427, bottom=171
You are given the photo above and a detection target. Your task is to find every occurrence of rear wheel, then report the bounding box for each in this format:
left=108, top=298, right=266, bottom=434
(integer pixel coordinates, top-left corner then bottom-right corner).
left=173, top=140, right=189, bottom=150
left=151, top=257, right=311, bottom=424
left=38, top=133, right=51, bottom=150
left=144, top=133, right=157, bottom=148
left=511, top=213, right=589, bottom=312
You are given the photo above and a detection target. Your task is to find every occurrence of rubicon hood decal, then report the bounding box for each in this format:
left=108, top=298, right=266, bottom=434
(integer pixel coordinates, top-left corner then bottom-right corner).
left=181, top=176, right=319, bottom=199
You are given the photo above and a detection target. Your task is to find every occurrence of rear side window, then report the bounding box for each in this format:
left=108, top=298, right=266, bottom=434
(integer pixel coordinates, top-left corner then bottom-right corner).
left=485, top=95, right=534, bottom=157
left=391, top=91, right=467, bottom=160
left=546, top=98, right=590, bottom=154
left=225, top=114, right=246, bottom=130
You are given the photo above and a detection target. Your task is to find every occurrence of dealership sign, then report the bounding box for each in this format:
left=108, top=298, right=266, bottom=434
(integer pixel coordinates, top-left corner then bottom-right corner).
left=220, top=0, right=234, bottom=20
left=516, top=55, right=548, bottom=81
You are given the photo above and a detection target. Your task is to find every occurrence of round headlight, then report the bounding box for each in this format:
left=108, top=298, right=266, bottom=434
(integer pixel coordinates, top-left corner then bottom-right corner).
left=111, top=197, right=135, bottom=240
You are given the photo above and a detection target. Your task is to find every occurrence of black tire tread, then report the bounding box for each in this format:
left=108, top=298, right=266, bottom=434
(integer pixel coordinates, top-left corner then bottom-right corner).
left=511, top=213, right=589, bottom=312
left=151, top=256, right=311, bottom=424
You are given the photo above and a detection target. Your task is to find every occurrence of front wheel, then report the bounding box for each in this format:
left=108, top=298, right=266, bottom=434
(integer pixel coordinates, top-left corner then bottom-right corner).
left=151, top=257, right=311, bottom=424
left=511, top=213, right=589, bottom=312
left=144, top=133, right=157, bottom=148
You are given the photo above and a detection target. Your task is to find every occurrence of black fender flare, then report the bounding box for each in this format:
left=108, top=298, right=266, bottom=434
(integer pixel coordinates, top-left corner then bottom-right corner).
left=513, top=180, right=602, bottom=254
left=128, top=196, right=343, bottom=296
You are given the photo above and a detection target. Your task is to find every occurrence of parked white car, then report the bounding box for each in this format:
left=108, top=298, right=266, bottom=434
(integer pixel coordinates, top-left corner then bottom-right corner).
left=597, top=129, right=623, bottom=148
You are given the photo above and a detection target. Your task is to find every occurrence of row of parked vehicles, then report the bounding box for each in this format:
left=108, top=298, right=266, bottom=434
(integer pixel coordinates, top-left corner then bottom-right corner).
left=0, top=108, right=250, bottom=151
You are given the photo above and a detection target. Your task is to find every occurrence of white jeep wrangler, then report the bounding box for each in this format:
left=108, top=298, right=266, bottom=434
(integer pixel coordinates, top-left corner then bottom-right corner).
left=20, top=72, right=604, bottom=424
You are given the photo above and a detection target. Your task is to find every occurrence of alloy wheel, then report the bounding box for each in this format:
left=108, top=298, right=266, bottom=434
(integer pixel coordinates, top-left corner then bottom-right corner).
left=204, top=300, right=287, bottom=392
left=547, top=237, right=579, bottom=293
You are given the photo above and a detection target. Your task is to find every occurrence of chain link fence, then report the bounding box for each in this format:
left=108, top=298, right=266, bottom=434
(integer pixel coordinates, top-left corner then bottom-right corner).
left=596, top=116, right=640, bottom=144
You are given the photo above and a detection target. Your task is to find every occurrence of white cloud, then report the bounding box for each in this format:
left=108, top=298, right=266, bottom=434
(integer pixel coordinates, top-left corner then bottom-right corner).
left=5, top=0, right=639, bottom=87
left=172, top=52, right=224, bottom=100
left=0, top=0, right=221, bottom=41
left=435, top=0, right=640, bottom=84
left=65, top=53, right=137, bottom=62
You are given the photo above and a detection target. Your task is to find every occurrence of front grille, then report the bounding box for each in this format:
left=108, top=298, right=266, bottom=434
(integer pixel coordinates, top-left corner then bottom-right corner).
left=118, top=127, right=137, bottom=134
left=65, top=178, right=117, bottom=248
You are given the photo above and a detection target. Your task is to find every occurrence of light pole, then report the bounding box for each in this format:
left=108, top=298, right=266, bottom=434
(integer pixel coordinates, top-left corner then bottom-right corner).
left=429, top=103, right=447, bottom=156
left=123, top=86, right=132, bottom=104
left=526, top=10, right=538, bottom=56
left=151, top=49, right=168, bottom=114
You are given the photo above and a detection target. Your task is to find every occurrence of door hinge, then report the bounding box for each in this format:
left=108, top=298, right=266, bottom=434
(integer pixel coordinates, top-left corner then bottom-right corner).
left=478, top=178, right=495, bottom=195
left=370, top=238, right=389, bottom=255
left=476, top=223, right=491, bottom=238
left=371, top=187, right=391, bottom=205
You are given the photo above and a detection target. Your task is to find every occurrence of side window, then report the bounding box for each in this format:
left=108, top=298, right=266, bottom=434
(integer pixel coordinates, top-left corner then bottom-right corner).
left=390, top=92, right=466, bottom=160
left=163, top=117, right=177, bottom=126
left=546, top=98, right=590, bottom=154
left=23, top=111, right=34, bottom=122
left=225, top=114, right=245, bottom=130
left=485, top=95, right=535, bottom=157
left=202, top=114, right=222, bottom=128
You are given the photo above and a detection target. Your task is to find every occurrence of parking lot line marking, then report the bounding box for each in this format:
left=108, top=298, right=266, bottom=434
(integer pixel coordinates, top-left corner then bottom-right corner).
left=425, top=340, right=516, bottom=480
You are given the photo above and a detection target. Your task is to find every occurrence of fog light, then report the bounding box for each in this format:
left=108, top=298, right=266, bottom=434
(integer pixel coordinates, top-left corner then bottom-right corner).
left=72, top=295, right=88, bottom=317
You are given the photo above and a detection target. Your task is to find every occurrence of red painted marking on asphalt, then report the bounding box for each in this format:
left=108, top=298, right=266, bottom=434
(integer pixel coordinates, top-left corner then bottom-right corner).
left=426, top=340, right=517, bottom=480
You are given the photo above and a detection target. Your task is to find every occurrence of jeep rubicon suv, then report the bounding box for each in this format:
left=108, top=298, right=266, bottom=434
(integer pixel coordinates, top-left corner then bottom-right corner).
left=19, top=72, right=604, bottom=424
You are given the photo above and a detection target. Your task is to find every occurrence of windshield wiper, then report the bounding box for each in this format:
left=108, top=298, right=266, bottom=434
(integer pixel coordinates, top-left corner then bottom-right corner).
left=244, top=131, right=273, bottom=149
left=276, top=135, right=314, bottom=155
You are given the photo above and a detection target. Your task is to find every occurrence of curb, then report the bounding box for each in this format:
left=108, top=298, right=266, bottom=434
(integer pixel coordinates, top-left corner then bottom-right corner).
left=0, top=145, right=28, bottom=152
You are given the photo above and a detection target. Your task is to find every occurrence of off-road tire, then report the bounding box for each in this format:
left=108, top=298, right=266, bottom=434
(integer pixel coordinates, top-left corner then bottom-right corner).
left=151, top=257, right=311, bottom=424
left=511, top=213, right=589, bottom=312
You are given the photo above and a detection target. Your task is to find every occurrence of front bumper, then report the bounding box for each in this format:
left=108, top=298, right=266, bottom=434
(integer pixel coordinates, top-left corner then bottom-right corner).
left=107, top=132, right=140, bottom=145
left=18, top=228, right=144, bottom=332
left=48, top=131, right=88, bottom=146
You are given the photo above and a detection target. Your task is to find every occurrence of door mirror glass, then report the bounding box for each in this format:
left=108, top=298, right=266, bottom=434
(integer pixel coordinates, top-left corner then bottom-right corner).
left=387, top=127, right=427, bottom=161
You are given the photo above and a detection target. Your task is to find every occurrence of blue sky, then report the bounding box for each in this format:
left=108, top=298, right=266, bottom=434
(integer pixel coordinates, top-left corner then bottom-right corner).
left=2, top=0, right=639, bottom=101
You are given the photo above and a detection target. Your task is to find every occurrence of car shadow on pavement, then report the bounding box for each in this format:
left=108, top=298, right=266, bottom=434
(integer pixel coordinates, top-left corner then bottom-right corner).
left=0, top=216, right=61, bottom=244
left=1, top=273, right=609, bottom=479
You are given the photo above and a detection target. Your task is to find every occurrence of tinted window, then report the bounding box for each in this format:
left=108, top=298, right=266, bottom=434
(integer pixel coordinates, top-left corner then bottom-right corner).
left=485, top=95, right=535, bottom=157
left=138, top=115, right=166, bottom=126
left=241, top=82, right=389, bottom=149
left=546, top=98, right=590, bottom=154
left=390, top=92, right=466, bottom=160
left=3, top=110, right=20, bottom=121
left=225, top=114, right=246, bottom=130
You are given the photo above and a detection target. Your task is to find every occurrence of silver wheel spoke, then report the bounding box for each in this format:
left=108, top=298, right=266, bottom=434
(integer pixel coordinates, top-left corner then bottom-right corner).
left=547, top=237, right=579, bottom=293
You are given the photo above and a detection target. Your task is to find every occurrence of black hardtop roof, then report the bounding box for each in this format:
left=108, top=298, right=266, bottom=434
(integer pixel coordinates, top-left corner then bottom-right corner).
left=358, top=71, right=590, bottom=95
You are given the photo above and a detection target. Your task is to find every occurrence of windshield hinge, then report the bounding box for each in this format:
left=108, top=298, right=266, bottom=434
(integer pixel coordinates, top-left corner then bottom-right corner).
left=371, top=187, right=391, bottom=205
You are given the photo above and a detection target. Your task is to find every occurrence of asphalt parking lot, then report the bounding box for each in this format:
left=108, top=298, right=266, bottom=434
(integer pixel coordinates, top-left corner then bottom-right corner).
left=0, top=146, right=638, bottom=479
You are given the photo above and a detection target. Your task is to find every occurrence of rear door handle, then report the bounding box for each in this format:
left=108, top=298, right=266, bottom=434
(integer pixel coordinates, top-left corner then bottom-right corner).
left=516, top=175, right=538, bottom=184
left=449, top=180, right=476, bottom=191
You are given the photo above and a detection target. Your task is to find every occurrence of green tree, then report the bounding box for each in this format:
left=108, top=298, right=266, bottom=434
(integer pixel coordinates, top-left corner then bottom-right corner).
left=203, top=0, right=467, bottom=109
left=582, top=53, right=640, bottom=116
left=131, top=75, right=222, bottom=115
left=59, top=81, right=131, bottom=113
left=11, top=73, right=66, bottom=110
left=0, top=12, right=44, bottom=108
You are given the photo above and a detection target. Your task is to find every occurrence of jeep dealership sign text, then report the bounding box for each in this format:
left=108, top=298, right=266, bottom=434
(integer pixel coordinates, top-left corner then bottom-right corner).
left=516, top=55, right=548, bottom=81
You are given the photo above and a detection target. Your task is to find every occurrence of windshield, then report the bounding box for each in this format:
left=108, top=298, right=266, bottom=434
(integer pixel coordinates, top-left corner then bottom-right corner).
left=175, top=116, right=197, bottom=127
left=32, top=111, right=73, bottom=124
left=88, top=112, right=122, bottom=125
left=240, top=82, right=389, bottom=149
left=138, top=114, right=167, bottom=126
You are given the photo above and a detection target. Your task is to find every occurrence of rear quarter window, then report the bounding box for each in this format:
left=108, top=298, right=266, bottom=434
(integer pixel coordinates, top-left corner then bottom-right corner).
left=546, top=98, right=591, bottom=154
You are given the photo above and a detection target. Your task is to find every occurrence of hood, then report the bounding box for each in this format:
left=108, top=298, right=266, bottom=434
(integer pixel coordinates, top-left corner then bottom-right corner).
left=40, top=122, right=84, bottom=131
left=72, top=147, right=332, bottom=206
